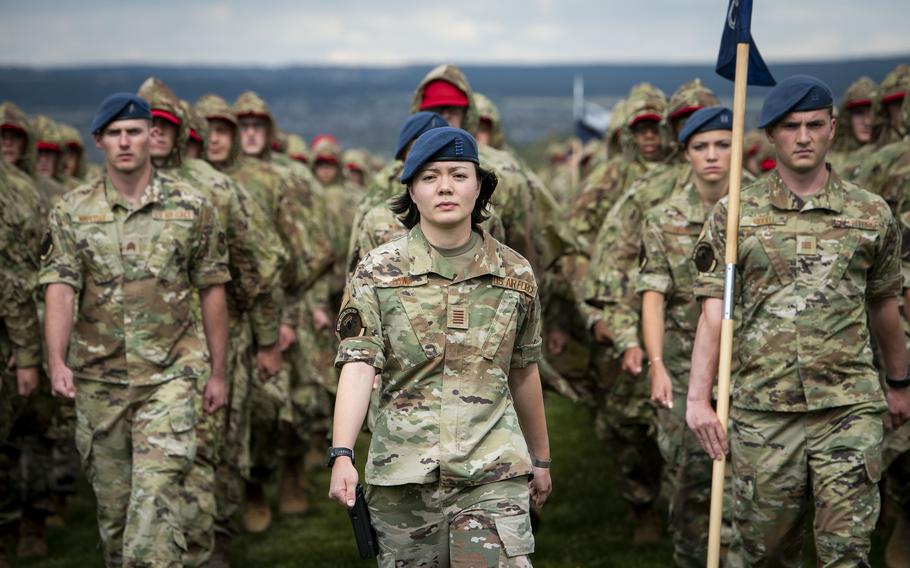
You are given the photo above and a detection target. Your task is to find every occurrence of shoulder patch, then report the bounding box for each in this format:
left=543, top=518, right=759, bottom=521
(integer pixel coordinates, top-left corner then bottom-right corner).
left=492, top=276, right=535, bottom=297
left=153, top=210, right=196, bottom=221
left=336, top=307, right=365, bottom=339
left=692, top=242, right=717, bottom=273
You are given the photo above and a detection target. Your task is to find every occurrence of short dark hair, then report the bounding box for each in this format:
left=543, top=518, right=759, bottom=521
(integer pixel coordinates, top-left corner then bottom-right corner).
left=391, top=164, right=497, bottom=230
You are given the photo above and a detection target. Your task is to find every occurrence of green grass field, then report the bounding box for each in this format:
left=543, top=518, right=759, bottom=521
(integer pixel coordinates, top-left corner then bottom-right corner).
left=8, top=394, right=894, bottom=567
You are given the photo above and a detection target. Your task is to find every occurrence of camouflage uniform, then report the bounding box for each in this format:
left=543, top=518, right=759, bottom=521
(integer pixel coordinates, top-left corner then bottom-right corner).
left=139, top=79, right=288, bottom=562
left=234, top=92, right=336, bottom=501
left=58, top=123, right=91, bottom=186
left=38, top=171, right=231, bottom=567
left=1, top=102, right=66, bottom=206
left=874, top=64, right=910, bottom=148
left=829, top=77, right=878, bottom=180
left=33, top=115, right=74, bottom=186
left=693, top=168, right=900, bottom=566
left=336, top=226, right=541, bottom=566
left=0, top=161, right=48, bottom=560
left=855, top=88, right=910, bottom=217
left=636, top=182, right=736, bottom=567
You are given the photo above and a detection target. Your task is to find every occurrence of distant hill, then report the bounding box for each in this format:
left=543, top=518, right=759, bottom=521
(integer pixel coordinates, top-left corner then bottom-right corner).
left=2, top=56, right=906, bottom=158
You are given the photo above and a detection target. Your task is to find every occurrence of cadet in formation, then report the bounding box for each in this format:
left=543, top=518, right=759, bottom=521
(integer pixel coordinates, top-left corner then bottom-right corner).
left=687, top=75, right=910, bottom=566
left=40, top=93, right=232, bottom=567
left=637, top=107, right=737, bottom=567
left=328, top=127, right=551, bottom=566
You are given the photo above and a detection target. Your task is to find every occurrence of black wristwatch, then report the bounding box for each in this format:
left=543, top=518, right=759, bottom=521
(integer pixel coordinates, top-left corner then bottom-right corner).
left=325, top=447, right=355, bottom=468
left=886, top=370, right=910, bottom=390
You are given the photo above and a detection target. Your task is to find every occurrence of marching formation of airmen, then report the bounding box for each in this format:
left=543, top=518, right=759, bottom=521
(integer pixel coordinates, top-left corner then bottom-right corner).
left=0, top=60, right=909, bottom=567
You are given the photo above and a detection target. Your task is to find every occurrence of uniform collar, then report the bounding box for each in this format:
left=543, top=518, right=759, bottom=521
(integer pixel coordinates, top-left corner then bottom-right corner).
left=407, top=224, right=507, bottom=281
left=768, top=164, right=844, bottom=213
left=103, top=170, right=164, bottom=212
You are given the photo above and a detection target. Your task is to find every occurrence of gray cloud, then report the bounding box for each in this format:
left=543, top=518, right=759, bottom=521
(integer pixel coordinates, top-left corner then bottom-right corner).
left=0, top=0, right=907, bottom=66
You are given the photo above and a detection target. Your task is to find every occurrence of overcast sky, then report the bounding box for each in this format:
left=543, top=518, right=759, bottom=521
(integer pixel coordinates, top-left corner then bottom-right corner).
left=1, top=0, right=908, bottom=67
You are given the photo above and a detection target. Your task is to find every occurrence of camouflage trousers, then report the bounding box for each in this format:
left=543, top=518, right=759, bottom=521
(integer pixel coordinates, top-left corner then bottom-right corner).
left=0, top=375, right=56, bottom=529
left=590, top=349, right=661, bottom=508
left=213, top=321, right=255, bottom=538
left=729, top=401, right=885, bottom=568
left=182, top=370, right=226, bottom=567
left=657, top=390, right=740, bottom=568
left=366, top=477, right=534, bottom=567
left=75, top=377, right=197, bottom=568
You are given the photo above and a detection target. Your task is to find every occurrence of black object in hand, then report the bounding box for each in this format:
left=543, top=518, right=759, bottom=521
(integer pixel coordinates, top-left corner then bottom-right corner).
left=348, top=484, right=379, bottom=559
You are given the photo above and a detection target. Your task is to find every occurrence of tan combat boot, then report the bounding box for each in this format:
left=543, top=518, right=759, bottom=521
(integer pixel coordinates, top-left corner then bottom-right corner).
left=16, top=517, right=48, bottom=559
left=278, top=458, right=310, bottom=515
left=885, top=514, right=910, bottom=568
left=241, top=482, right=272, bottom=534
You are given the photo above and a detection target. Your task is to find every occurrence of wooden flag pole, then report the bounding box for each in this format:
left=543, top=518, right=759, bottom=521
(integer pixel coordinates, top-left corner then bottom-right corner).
left=706, top=41, right=750, bottom=568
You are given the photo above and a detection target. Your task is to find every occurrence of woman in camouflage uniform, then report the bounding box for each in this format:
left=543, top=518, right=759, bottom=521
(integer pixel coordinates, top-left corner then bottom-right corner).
left=328, top=127, right=551, bottom=567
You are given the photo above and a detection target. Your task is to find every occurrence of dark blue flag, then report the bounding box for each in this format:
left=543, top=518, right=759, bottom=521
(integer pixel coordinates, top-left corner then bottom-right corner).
left=716, top=0, right=776, bottom=86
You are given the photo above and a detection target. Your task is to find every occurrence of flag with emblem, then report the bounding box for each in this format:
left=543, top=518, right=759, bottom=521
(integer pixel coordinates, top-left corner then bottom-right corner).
left=716, top=0, right=776, bottom=86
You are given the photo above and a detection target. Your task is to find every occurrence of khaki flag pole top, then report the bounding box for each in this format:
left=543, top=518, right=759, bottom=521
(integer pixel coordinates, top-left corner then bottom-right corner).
left=707, top=2, right=775, bottom=567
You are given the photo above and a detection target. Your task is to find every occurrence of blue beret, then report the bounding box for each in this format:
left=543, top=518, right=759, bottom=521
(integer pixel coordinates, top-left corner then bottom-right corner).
left=758, top=75, right=833, bottom=128
left=400, top=127, right=479, bottom=184
left=90, top=92, right=152, bottom=134
left=395, top=112, right=449, bottom=160
left=678, top=107, right=733, bottom=145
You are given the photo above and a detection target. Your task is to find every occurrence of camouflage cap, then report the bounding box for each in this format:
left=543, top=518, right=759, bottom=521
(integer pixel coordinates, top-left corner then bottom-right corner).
left=58, top=123, right=84, bottom=150
left=1, top=101, right=37, bottom=176
left=32, top=114, right=64, bottom=153
left=138, top=76, right=188, bottom=165
left=286, top=133, right=309, bottom=163
left=606, top=97, right=629, bottom=156
left=879, top=63, right=910, bottom=104
left=667, top=78, right=720, bottom=123
left=410, top=64, right=480, bottom=136
left=343, top=148, right=370, bottom=173
left=311, top=134, right=342, bottom=163
left=196, top=94, right=237, bottom=126
left=233, top=90, right=274, bottom=123
left=832, top=76, right=877, bottom=152
left=625, top=83, right=668, bottom=127
left=473, top=92, right=506, bottom=149
left=179, top=99, right=208, bottom=149
left=840, top=76, right=877, bottom=110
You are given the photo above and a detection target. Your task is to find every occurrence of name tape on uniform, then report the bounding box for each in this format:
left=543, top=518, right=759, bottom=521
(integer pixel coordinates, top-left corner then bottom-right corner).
left=75, top=214, right=114, bottom=224
left=153, top=210, right=196, bottom=221
left=491, top=276, right=535, bottom=297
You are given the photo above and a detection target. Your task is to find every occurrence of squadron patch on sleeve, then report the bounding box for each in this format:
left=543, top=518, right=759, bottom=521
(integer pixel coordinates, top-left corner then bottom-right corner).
left=692, top=242, right=717, bottom=273
left=40, top=232, right=53, bottom=261
left=336, top=307, right=365, bottom=339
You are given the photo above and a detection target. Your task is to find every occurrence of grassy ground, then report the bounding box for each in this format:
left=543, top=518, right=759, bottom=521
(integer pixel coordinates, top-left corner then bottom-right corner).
left=8, top=394, right=893, bottom=567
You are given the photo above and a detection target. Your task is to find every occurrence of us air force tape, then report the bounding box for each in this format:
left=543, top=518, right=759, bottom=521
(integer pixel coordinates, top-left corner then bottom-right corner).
left=40, top=232, right=53, bottom=261
left=692, top=242, right=717, bottom=273
left=336, top=307, right=365, bottom=339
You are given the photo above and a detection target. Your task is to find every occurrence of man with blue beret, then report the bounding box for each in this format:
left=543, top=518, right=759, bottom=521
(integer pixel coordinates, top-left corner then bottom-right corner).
left=40, top=91, right=232, bottom=567
left=687, top=76, right=910, bottom=565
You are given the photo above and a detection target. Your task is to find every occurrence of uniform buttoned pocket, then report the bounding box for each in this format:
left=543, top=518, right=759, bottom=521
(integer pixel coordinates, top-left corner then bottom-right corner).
left=147, top=220, right=194, bottom=282
left=481, top=292, right=520, bottom=361
left=377, top=283, right=439, bottom=369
